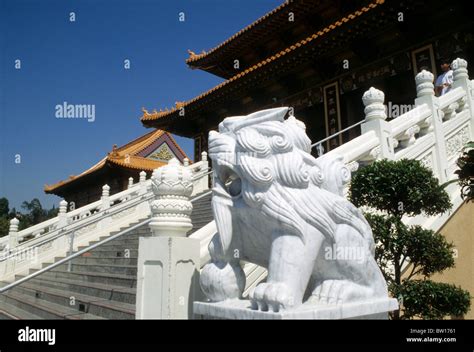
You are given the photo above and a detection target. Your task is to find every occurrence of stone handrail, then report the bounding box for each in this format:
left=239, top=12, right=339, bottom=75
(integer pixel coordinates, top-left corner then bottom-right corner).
left=325, top=58, right=472, bottom=188
left=1, top=157, right=211, bottom=254
left=0, top=159, right=211, bottom=281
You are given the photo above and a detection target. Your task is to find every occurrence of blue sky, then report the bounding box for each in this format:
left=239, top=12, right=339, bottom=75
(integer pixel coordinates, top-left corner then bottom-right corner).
left=0, top=0, right=283, bottom=210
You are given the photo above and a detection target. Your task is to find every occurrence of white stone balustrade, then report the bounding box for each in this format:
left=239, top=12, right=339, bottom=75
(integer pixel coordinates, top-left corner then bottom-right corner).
left=0, top=157, right=210, bottom=282
left=8, top=218, right=19, bottom=249
left=189, top=151, right=210, bottom=196
left=360, top=87, right=395, bottom=161
left=327, top=57, right=473, bottom=231
left=101, top=184, right=110, bottom=210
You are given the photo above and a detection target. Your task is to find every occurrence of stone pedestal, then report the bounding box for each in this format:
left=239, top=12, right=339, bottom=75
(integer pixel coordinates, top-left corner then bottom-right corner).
left=194, top=298, right=398, bottom=320
left=136, top=236, right=200, bottom=319
left=135, top=157, right=200, bottom=319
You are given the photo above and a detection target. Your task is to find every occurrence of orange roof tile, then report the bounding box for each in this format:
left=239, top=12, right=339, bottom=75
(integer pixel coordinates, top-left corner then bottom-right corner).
left=143, top=0, right=385, bottom=124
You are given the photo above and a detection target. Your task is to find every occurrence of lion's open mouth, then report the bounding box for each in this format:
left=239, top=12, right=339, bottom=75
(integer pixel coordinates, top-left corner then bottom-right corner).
left=214, top=165, right=242, bottom=199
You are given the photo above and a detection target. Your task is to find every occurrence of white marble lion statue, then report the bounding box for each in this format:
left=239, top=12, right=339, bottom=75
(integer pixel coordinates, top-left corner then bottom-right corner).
left=200, top=107, right=388, bottom=312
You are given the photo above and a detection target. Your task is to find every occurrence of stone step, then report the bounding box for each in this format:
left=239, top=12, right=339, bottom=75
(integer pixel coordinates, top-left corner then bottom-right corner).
left=192, top=217, right=214, bottom=223
left=68, top=256, right=138, bottom=266
left=24, top=269, right=137, bottom=288
left=7, top=283, right=134, bottom=319
left=82, top=249, right=139, bottom=258
left=20, top=276, right=136, bottom=304
left=192, top=214, right=213, bottom=219
left=192, top=206, right=211, bottom=212
left=0, top=301, right=43, bottom=319
left=92, top=238, right=141, bottom=247
left=80, top=243, right=139, bottom=252
left=0, top=292, right=105, bottom=319
left=44, top=263, right=137, bottom=276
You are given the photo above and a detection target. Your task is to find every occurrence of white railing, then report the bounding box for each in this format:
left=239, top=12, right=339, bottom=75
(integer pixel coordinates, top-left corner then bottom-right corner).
left=321, top=58, right=473, bottom=231
left=0, top=154, right=211, bottom=281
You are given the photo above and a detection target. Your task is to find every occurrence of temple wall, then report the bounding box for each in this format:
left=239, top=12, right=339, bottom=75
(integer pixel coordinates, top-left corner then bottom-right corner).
left=432, top=201, right=474, bottom=319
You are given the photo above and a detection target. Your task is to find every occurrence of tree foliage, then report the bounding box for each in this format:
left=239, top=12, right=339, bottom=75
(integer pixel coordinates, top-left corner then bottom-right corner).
left=454, top=141, right=474, bottom=202
left=0, top=198, right=59, bottom=238
left=350, top=159, right=471, bottom=319
left=350, top=159, right=451, bottom=217
left=392, top=280, right=471, bottom=319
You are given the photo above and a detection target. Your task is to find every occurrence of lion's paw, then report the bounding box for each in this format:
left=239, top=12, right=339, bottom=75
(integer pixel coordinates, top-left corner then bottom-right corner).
left=250, top=282, right=296, bottom=312
left=200, top=261, right=245, bottom=302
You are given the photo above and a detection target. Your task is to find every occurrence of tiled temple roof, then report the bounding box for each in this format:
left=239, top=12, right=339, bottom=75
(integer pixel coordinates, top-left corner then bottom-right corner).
left=142, top=0, right=385, bottom=125
left=44, top=129, right=188, bottom=193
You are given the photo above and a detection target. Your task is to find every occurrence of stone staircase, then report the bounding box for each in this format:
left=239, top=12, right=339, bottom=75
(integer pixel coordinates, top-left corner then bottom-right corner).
left=0, top=192, right=214, bottom=320
left=190, top=192, right=213, bottom=234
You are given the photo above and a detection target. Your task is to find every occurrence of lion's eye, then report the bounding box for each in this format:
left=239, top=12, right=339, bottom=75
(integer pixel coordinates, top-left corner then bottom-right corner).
left=227, top=178, right=242, bottom=197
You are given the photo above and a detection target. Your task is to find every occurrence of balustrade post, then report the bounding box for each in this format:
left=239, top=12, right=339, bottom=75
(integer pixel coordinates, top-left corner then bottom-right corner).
left=201, top=151, right=210, bottom=191
left=101, top=184, right=110, bottom=210
left=8, top=218, right=19, bottom=249
left=136, top=158, right=200, bottom=319
left=414, top=70, right=448, bottom=182
left=58, top=200, right=69, bottom=228
left=139, top=171, right=147, bottom=195
left=360, top=87, right=395, bottom=160
left=452, top=58, right=474, bottom=140
left=183, top=158, right=189, bottom=167
left=128, top=177, right=134, bottom=189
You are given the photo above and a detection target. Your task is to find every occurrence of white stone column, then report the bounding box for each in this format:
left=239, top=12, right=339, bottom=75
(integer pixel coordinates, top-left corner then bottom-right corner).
left=136, top=158, right=200, bottom=319
left=57, top=200, right=69, bottom=228
left=452, top=58, right=474, bottom=139
left=199, top=151, right=210, bottom=192
left=8, top=218, right=19, bottom=249
left=101, top=184, right=110, bottom=210
left=360, top=87, right=395, bottom=160
left=139, top=171, right=147, bottom=195
left=414, top=70, right=448, bottom=181
left=128, top=177, right=134, bottom=189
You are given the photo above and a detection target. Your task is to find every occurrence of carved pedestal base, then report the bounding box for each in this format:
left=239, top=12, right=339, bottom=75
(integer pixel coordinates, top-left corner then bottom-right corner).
left=194, top=298, right=398, bottom=320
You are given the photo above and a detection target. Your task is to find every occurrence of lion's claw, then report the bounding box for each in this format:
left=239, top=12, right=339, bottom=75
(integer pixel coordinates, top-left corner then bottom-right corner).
left=250, top=282, right=295, bottom=312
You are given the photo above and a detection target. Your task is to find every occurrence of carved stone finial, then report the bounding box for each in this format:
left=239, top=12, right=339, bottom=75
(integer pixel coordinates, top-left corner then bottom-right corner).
left=8, top=218, right=20, bottom=248
left=59, top=200, right=68, bottom=214
left=415, top=70, right=434, bottom=97
left=9, top=218, right=19, bottom=233
left=139, top=171, right=147, bottom=183
left=362, top=87, right=386, bottom=121
left=102, top=184, right=110, bottom=197
left=452, top=58, right=468, bottom=81
left=149, top=158, right=193, bottom=237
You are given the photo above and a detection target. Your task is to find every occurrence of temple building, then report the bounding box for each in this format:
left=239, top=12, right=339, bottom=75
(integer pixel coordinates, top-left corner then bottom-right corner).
left=140, top=0, right=473, bottom=161
left=44, top=129, right=188, bottom=208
